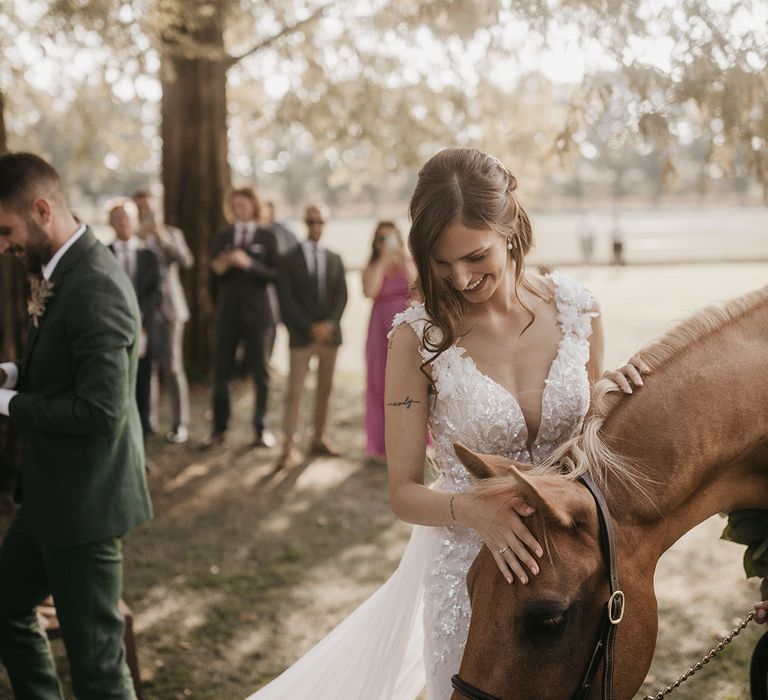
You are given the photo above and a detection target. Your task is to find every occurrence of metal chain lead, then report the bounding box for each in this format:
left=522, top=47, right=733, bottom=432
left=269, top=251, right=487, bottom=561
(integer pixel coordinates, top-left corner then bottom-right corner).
left=642, top=610, right=755, bottom=700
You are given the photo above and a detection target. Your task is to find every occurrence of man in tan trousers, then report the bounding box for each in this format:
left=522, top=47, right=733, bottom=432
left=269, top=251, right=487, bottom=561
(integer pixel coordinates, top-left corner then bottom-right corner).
left=276, top=204, right=348, bottom=468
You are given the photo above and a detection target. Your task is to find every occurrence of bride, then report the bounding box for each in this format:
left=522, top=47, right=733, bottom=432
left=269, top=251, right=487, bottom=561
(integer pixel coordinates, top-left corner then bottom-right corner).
left=246, top=148, right=647, bottom=699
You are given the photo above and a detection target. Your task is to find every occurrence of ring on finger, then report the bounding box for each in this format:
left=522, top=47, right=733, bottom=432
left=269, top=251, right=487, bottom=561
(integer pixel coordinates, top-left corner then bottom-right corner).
left=499, top=545, right=510, bottom=555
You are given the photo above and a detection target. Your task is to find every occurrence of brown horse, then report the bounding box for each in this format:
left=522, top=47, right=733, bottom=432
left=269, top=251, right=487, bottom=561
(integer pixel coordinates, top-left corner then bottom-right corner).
left=451, top=285, right=768, bottom=700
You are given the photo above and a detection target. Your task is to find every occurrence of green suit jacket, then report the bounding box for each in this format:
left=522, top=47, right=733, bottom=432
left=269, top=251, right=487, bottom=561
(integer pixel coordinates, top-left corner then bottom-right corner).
left=9, top=227, right=153, bottom=547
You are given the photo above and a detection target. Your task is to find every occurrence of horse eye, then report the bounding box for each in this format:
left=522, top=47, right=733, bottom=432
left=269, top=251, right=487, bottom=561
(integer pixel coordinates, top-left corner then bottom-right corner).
left=526, top=612, right=568, bottom=637
left=541, top=614, right=565, bottom=630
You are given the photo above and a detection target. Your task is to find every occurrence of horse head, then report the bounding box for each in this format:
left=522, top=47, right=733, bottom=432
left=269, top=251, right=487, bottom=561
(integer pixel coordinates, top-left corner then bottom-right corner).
left=451, top=442, right=658, bottom=700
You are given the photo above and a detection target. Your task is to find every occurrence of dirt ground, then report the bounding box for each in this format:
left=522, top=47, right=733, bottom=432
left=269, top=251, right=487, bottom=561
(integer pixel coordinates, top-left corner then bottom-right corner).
left=0, top=262, right=766, bottom=700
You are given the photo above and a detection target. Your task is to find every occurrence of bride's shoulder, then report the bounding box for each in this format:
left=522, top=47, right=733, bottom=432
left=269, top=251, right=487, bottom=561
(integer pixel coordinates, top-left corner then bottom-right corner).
left=525, top=269, right=556, bottom=299
left=540, top=269, right=600, bottom=313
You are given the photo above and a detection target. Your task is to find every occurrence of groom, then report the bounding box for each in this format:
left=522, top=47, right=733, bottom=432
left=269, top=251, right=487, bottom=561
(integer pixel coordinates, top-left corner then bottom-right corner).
left=0, top=153, right=152, bottom=699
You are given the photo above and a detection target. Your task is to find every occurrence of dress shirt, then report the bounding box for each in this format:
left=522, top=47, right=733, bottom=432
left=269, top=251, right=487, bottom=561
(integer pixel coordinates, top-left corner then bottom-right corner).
left=301, top=240, right=326, bottom=301
left=112, top=236, right=140, bottom=280
left=1, top=225, right=87, bottom=415
left=0, top=362, right=18, bottom=415
left=0, top=362, right=18, bottom=389
left=42, top=224, right=86, bottom=281
left=235, top=221, right=258, bottom=249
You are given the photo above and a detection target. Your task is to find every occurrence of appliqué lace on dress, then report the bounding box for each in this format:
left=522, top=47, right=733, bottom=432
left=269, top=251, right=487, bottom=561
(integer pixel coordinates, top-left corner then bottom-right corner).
left=388, top=271, right=597, bottom=700
left=246, top=272, right=597, bottom=700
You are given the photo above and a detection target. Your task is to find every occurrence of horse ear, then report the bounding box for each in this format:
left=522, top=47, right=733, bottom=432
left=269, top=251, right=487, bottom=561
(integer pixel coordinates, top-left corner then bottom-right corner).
left=503, top=466, right=577, bottom=528
left=453, top=442, right=580, bottom=528
left=453, top=442, right=529, bottom=479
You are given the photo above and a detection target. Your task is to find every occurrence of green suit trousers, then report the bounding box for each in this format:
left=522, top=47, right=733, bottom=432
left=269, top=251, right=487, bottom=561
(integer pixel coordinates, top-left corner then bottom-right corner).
left=0, top=509, right=136, bottom=699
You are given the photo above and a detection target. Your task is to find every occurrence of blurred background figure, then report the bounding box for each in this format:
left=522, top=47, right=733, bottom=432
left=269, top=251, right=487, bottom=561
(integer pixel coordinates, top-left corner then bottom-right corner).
left=610, top=210, right=626, bottom=266
left=204, top=187, right=279, bottom=449
left=261, top=200, right=299, bottom=254
left=276, top=204, right=348, bottom=468
left=362, top=221, right=415, bottom=462
left=107, top=201, right=162, bottom=445
left=260, top=200, right=299, bottom=360
left=133, top=190, right=194, bottom=444
left=578, top=210, right=595, bottom=264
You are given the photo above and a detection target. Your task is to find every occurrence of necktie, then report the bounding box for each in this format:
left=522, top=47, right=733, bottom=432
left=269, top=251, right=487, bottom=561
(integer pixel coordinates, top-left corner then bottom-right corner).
left=238, top=224, right=249, bottom=249
left=311, top=243, right=322, bottom=301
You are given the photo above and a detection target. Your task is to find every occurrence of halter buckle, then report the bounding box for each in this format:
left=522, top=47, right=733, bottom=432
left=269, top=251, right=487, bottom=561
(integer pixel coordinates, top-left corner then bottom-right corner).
left=608, top=590, right=625, bottom=625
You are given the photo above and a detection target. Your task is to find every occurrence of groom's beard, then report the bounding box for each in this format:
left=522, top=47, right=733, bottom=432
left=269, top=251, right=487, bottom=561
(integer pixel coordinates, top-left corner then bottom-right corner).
left=18, top=217, right=53, bottom=274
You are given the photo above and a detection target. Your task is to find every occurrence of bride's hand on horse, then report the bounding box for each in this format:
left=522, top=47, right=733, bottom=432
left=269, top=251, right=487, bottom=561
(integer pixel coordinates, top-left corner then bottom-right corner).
left=457, top=491, right=542, bottom=585
left=754, top=601, right=768, bottom=623
left=604, top=356, right=651, bottom=394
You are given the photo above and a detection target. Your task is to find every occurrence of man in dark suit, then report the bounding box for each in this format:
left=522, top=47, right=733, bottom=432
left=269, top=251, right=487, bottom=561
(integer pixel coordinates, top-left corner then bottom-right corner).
left=0, top=152, right=152, bottom=698
left=108, top=202, right=162, bottom=443
left=276, top=203, right=348, bottom=468
left=203, top=186, right=278, bottom=449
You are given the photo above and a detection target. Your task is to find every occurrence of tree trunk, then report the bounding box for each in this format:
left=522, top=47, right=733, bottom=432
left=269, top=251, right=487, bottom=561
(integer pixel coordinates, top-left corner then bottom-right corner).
left=160, top=9, right=231, bottom=378
left=0, top=89, right=27, bottom=495
left=0, top=90, right=6, bottom=153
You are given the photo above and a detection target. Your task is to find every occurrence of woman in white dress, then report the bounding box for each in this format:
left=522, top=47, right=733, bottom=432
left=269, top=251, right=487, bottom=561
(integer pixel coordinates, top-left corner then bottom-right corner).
left=247, top=148, right=645, bottom=700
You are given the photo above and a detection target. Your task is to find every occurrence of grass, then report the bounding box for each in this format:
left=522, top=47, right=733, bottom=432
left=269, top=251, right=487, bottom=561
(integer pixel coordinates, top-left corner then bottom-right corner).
left=0, top=368, right=765, bottom=699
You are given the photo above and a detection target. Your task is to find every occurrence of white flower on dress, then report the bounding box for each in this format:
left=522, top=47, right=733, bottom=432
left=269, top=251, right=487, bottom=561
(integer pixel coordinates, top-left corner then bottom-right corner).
left=571, top=310, right=598, bottom=340
left=433, top=347, right=465, bottom=398
left=551, top=271, right=597, bottom=340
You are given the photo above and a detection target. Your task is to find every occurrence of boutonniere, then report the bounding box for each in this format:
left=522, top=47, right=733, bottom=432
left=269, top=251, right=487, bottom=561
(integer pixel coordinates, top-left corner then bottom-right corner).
left=27, top=277, right=55, bottom=328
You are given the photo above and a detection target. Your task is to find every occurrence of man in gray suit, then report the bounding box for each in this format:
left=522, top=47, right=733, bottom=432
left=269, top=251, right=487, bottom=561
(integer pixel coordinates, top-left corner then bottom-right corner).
left=260, top=200, right=299, bottom=360
left=261, top=200, right=298, bottom=254
left=133, top=191, right=194, bottom=444
left=107, top=203, right=162, bottom=445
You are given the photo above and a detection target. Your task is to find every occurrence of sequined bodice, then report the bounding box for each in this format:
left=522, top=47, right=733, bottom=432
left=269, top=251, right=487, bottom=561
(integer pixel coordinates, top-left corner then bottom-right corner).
left=389, top=271, right=598, bottom=700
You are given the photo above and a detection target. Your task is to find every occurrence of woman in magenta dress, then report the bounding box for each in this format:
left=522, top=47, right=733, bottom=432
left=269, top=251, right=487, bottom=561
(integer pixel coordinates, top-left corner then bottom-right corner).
left=363, top=221, right=415, bottom=461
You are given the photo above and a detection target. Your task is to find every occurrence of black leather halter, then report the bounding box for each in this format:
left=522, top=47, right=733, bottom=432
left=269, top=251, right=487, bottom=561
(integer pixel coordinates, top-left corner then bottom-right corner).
left=451, top=474, right=626, bottom=700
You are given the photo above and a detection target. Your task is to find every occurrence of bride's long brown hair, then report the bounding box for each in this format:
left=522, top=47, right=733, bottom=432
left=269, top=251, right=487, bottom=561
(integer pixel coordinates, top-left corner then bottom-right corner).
left=408, top=147, right=543, bottom=374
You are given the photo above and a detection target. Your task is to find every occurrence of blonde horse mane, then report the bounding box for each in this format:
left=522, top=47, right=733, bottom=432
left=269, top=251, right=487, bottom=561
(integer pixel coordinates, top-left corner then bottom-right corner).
left=532, top=285, right=768, bottom=493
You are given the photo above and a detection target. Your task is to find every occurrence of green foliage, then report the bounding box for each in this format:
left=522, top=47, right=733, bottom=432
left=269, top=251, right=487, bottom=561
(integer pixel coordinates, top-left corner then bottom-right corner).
left=2, top=0, right=766, bottom=202
left=721, top=509, right=768, bottom=599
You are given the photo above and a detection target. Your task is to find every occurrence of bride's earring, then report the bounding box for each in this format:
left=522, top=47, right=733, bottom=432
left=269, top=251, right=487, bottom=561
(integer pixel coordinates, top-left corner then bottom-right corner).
left=507, top=238, right=514, bottom=250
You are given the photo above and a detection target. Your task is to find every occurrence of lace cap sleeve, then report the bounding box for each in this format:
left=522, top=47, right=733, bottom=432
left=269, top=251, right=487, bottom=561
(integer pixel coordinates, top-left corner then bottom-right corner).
left=388, top=301, right=436, bottom=362
left=548, top=270, right=600, bottom=340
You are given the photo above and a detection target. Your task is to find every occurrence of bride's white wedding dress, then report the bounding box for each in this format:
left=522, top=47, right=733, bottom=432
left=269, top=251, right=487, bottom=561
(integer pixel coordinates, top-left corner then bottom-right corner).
left=247, top=272, right=597, bottom=700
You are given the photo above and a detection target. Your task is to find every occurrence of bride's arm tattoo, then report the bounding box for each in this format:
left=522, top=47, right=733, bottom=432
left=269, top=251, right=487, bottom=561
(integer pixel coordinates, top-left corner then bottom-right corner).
left=387, top=395, right=421, bottom=410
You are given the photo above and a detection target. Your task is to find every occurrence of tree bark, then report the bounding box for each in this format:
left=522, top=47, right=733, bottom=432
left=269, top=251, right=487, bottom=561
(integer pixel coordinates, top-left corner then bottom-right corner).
left=0, top=90, right=6, bottom=153
left=0, top=89, right=27, bottom=495
left=160, top=9, right=231, bottom=378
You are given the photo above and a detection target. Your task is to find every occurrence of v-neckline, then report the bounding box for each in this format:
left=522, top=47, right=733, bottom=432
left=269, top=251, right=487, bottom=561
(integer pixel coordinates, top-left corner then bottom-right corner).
left=454, top=299, right=565, bottom=452
left=459, top=344, right=563, bottom=452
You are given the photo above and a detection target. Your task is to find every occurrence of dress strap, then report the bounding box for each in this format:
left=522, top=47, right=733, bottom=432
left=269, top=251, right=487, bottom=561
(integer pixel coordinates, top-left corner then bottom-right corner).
left=548, top=270, right=600, bottom=341
left=389, top=302, right=437, bottom=363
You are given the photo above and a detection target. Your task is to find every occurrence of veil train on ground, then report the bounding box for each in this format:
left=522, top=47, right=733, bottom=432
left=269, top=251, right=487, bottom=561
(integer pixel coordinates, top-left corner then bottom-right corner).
left=246, top=525, right=431, bottom=700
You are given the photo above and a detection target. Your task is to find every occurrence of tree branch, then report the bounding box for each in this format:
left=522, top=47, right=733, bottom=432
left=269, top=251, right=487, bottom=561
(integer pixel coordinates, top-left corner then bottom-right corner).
left=228, top=2, right=336, bottom=67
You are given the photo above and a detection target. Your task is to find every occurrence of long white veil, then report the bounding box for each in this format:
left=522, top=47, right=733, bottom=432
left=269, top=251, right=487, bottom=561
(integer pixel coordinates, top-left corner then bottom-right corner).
left=246, top=525, right=431, bottom=700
